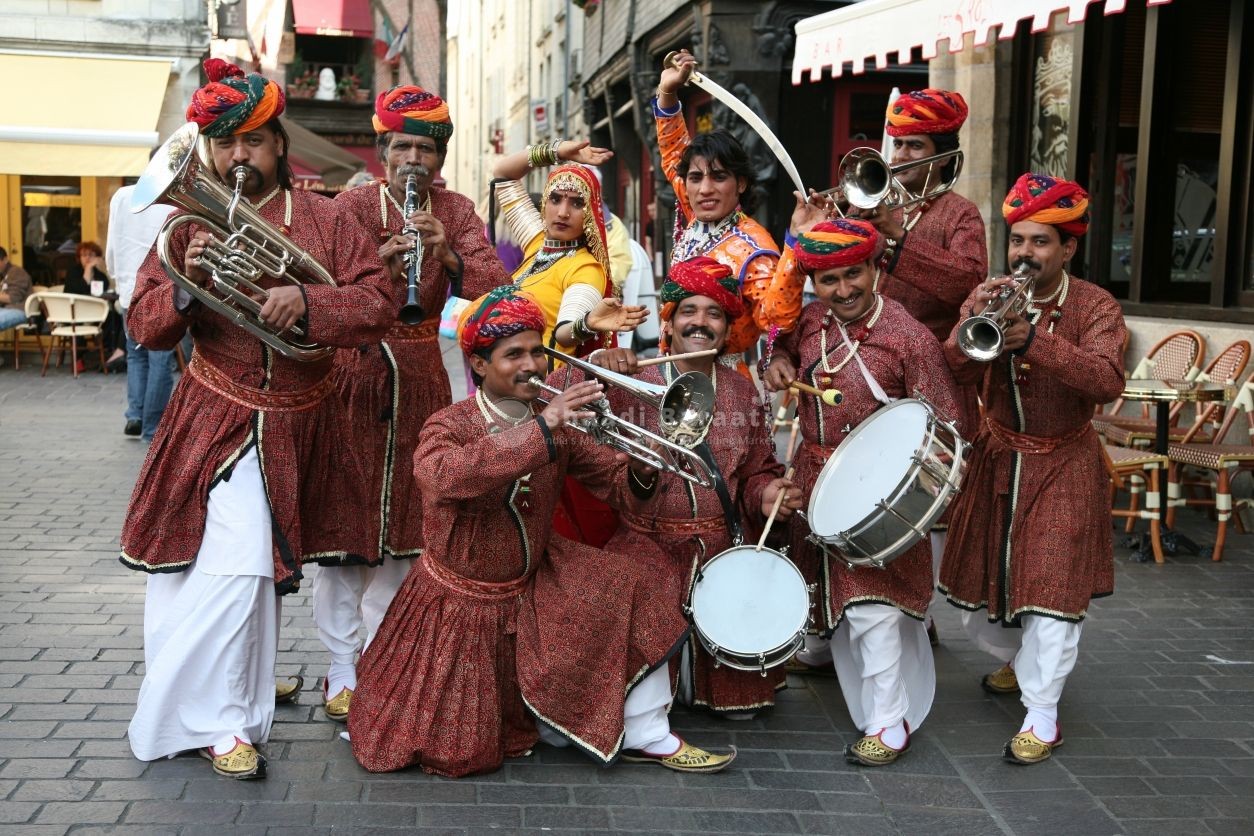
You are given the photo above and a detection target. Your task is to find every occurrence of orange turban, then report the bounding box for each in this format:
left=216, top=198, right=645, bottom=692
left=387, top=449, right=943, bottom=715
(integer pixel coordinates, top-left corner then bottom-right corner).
left=186, top=59, right=285, bottom=138
left=792, top=219, right=882, bottom=273
left=1002, top=173, right=1091, bottom=237
left=372, top=85, right=453, bottom=140
left=885, top=89, right=968, bottom=137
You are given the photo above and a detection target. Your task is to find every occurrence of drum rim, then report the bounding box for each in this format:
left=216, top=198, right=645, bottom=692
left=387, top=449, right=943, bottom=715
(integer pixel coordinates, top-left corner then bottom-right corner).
left=689, top=545, right=810, bottom=656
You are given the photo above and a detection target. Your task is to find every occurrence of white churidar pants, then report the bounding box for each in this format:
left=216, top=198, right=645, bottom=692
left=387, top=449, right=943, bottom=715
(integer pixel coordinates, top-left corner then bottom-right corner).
left=962, top=611, right=1083, bottom=722
left=535, top=663, right=674, bottom=754
left=128, top=447, right=280, bottom=760
left=829, top=605, right=935, bottom=734
left=311, top=557, right=410, bottom=693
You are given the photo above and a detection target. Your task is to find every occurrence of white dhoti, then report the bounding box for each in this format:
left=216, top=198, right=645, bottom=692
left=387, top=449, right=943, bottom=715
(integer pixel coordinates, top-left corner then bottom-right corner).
left=311, top=558, right=410, bottom=694
left=830, top=605, right=935, bottom=734
left=129, top=447, right=280, bottom=760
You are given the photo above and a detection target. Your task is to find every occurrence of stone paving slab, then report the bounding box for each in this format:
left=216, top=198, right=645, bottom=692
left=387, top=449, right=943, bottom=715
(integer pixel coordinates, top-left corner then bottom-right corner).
left=2, top=361, right=1254, bottom=834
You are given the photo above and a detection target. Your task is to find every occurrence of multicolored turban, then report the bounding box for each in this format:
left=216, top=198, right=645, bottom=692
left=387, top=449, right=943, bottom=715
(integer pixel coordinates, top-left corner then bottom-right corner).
left=1001, top=173, right=1091, bottom=237
left=457, top=287, right=547, bottom=356
left=885, top=88, right=968, bottom=137
left=792, top=219, right=882, bottom=273
left=659, top=256, right=744, bottom=321
left=186, top=59, right=285, bottom=138
left=544, top=164, right=612, bottom=292
left=372, top=85, right=454, bottom=140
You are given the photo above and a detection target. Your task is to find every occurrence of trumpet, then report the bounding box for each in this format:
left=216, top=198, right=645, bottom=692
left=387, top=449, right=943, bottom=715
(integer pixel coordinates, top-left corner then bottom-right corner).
left=814, top=146, right=964, bottom=216
left=397, top=174, right=425, bottom=325
left=955, top=264, right=1035, bottom=361
left=527, top=346, right=718, bottom=489
left=133, top=122, right=336, bottom=362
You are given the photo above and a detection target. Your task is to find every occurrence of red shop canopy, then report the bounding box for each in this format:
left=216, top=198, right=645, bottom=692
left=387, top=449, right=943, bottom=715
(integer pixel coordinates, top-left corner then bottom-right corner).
left=292, top=0, right=373, bottom=38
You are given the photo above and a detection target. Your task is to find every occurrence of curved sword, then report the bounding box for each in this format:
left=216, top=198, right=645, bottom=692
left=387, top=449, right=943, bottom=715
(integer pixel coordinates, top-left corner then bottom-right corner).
left=664, top=51, right=808, bottom=198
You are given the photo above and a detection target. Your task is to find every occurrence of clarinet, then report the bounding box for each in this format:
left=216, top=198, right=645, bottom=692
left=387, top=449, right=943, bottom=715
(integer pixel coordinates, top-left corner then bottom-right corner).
left=397, top=174, right=425, bottom=325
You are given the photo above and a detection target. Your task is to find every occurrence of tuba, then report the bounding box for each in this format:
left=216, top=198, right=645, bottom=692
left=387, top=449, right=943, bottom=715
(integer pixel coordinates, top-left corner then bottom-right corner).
left=132, top=122, right=337, bottom=362
left=527, top=347, right=718, bottom=488
left=955, top=263, right=1036, bottom=361
left=816, top=146, right=964, bottom=216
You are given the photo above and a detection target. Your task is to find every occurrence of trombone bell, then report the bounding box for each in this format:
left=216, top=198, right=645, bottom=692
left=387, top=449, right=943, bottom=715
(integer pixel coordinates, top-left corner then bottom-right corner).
left=815, top=147, right=964, bottom=216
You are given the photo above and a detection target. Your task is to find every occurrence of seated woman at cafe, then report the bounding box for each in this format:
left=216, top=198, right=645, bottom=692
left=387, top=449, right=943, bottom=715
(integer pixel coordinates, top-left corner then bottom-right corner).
left=64, top=241, right=125, bottom=369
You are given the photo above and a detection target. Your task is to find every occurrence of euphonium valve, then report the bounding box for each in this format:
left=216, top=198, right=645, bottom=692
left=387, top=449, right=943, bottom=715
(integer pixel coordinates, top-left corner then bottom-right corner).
left=956, top=263, right=1035, bottom=362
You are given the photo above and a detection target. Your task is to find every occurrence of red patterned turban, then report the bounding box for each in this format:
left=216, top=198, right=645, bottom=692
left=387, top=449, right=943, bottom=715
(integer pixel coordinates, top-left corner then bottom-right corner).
left=659, top=256, right=744, bottom=321
left=792, top=220, right=882, bottom=273
left=186, top=59, right=285, bottom=138
left=457, top=287, right=547, bottom=356
left=1002, top=173, right=1091, bottom=237
left=885, top=88, right=968, bottom=137
left=372, top=85, right=454, bottom=140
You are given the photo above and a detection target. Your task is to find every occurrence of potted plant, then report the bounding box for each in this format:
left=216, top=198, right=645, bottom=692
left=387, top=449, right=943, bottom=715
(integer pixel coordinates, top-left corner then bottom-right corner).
left=287, top=66, right=318, bottom=99
left=336, top=71, right=363, bottom=103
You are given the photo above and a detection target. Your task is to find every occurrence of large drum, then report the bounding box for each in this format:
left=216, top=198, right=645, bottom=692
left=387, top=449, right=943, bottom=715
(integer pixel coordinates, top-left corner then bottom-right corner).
left=688, top=545, right=811, bottom=674
left=805, top=398, right=966, bottom=568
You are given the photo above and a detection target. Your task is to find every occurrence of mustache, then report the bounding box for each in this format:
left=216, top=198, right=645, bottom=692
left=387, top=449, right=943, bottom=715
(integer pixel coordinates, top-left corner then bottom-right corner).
left=229, top=164, right=262, bottom=186
left=398, top=163, right=431, bottom=179
left=1012, top=257, right=1042, bottom=271
left=681, top=325, right=717, bottom=341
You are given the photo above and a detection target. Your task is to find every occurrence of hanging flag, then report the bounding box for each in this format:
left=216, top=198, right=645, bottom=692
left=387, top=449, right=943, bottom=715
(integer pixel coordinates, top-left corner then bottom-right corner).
left=384, top=20, right=410, bottom=64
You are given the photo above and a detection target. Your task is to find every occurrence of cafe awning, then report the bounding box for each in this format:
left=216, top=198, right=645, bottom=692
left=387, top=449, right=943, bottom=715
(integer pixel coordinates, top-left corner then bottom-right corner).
left=0, top=50, right=171, bottom=176
left=791, top=0, right=1175, bottom=84
left=292, top=0, right=374, bottom=38
left=281, top=116, right=367, bottom=187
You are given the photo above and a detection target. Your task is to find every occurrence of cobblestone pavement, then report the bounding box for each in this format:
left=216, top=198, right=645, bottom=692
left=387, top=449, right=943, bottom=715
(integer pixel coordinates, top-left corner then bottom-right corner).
left=2, top=358, right=1254, bottom=835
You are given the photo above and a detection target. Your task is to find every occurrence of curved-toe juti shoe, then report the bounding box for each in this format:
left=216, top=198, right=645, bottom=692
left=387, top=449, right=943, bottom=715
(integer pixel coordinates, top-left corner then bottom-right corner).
left=324, top=683, right=353, bottom=722
left=201, top=738, right=266, bottom=780
left=845, top=726, right=910, bottom=767
left=275, top=675, right=304, bottom=705
left=981, top=664, right=1020, bottom=695
left=1003, top=727, right=1063, bottom=764
left=621, top=738, right=737, bottom=773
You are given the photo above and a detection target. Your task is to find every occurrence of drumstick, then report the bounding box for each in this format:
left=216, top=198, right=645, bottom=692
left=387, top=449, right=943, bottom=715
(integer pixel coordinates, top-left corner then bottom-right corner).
left=636, top=349, right=719, bottom=368
left=790, top=379, right=843, bottom=407
left=757, top=420, right=802, bottom=552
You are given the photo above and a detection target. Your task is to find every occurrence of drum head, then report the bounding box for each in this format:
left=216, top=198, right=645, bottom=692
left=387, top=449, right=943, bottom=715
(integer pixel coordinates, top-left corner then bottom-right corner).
left=807, top=400, right=930, bottom=539
left=691, top=547, right=809, bottom=655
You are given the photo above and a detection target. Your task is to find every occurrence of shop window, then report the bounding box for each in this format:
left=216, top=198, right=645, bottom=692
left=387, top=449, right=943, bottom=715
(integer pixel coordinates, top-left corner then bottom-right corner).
left=287, top=34, right=373, bottom=103
left=21, top=176, right=82, bottom=285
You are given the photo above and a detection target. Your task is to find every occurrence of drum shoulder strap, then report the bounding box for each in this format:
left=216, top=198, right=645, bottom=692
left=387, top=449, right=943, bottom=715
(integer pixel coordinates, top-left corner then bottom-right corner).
left=695, top=441, right=743, bottom=544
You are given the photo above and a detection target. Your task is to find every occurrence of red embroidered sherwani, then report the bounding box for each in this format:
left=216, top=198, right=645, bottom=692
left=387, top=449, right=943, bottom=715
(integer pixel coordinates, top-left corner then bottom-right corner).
left=777, top=297, right=963, bottom=631
left=940, top=276, right=1126, bottom=622
left=656, top=108, right=805, bottom=353
left=325, top=182, right=509, bottom=564
left=598, top=364, right=786, bottom=711
left=879, top=190, right=987, bottom=429
left=349, top=398, right=687, bottom=777
left=119, top=190, right=393, bottom=593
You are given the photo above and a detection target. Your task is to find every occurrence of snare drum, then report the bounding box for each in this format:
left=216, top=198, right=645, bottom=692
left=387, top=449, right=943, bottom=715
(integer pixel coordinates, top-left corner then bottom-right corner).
left=805, top=398, right=966, bottom=568
left=688, top=545, right=811, bottom=674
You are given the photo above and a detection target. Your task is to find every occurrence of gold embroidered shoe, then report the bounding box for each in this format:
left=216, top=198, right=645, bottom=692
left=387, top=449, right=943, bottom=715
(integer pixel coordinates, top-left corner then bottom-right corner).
left=200, top=738, right=266, bottom=780
left=621, top=738, right=737, bottom=773
left=1003, top=728, right=1063, bottom=764
left=981, top=664, right=1020, bottom=695
left=845, top=727, right=910, bottom=767
left=324, top=685, right=352, bottom=722
left=275, top=675, right=304, bottom=705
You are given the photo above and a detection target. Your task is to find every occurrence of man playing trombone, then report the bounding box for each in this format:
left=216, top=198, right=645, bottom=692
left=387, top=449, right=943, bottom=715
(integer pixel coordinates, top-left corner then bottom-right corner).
left=939, top=174, right=1126, bottom=764
left=348, top=288, right=736, bottom=776
left=309, top=85, right=510, bottom=725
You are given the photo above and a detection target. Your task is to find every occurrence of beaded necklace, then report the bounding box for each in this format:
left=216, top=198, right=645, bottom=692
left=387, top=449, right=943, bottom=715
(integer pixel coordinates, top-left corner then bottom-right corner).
left=817, top=294, right=885, bottom=380
left=1016, top=270, right=1070, bottom=385
left=379, top=182, right=432, bottom=238
left=251, top=188, right=292, bottom=234
left=673, top=211, right=741, bottom=263
left=476, top=389, right=535, bottom=507
left=513, top=238, right=581, bottom=284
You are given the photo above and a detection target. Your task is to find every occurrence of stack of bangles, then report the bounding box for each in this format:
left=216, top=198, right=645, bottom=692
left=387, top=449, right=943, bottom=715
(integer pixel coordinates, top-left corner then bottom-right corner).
left=527, top=140, right=564, bottom=168
left=571, top=313, right=596, bottom=343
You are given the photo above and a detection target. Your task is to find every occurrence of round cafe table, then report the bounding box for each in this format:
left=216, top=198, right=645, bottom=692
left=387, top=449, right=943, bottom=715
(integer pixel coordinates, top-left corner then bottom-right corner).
left=1119, top=379, right=1230, bottom=559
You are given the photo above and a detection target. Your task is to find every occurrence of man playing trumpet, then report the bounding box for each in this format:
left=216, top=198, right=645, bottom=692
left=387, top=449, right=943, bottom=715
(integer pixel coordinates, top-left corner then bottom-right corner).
left=939, top=174, right=1126, bottom=764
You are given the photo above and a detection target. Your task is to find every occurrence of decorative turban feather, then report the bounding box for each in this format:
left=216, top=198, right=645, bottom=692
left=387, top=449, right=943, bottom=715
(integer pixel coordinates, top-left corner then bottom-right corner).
left=372, top=85, right=454, bottom=139
left=186, top=59, right=285, bottom=138
left=659, top=256, right=744, bottom=321
left=1001, top=173, right=1091, bottom=237
left=885, top=88, right=968, bottom=137
left=457, top=287, right=547, bottom=356
left=792, top=220, right=882, bottom=273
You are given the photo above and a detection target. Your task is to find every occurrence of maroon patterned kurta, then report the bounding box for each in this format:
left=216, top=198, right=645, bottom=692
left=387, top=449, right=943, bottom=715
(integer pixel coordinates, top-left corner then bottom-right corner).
left=880, top=190, right=987, bottom=430
left=323, top=183, right=509, bottom=565
left=118, top=190, right=393, bottom=593
left=349, top=398, right=687, bottom=777
left=939, top=276, right=1126, bottom=622
left=597, top=364, right=786, bottom=711
left=776, top=297, right=963, bottom=631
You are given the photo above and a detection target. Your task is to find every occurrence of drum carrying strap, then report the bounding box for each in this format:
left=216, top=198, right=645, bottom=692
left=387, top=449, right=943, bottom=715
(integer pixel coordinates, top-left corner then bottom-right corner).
left=694, top=441, right=743, bottom=545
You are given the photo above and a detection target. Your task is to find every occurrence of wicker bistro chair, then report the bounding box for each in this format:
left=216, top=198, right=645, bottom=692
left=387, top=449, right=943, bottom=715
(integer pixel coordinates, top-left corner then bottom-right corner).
left=1093, top=329, right=1206, bottom=437
left=1104, top=444, right=1167, bottom=563
left=1164, top=377, right=1254, bottom=561
left=1103, top=340, right=1250, bottom=449
left=34, top=292, right=110, bottom=378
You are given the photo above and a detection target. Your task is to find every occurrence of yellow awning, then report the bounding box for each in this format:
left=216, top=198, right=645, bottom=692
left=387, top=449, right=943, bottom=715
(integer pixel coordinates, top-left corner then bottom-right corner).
left=0, top=51, right=171, bottom=177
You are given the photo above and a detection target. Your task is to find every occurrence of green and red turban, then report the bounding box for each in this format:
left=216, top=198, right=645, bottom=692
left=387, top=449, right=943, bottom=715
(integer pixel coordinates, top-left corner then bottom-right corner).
left=457, top=287, right=547, bottom=356
left=660, top=256, right=744, bottom=321
left=885, top=88, right=968, bottom=137
left=186, top=59, right=285, bottom=138
left=792, top=219, right=881, bottom=273
left=1002, top=173, right=1091, bottom=237
left=373, top=85, right=454, bottom=140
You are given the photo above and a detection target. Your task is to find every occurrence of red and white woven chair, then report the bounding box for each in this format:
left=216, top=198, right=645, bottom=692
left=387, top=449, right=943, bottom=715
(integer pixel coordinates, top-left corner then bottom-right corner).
left=1104, top=444, right=1167, bottom=563
left=1093, top=330, right=1206, bottom=439
left=1164, top=375, right=1254, bottom=561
